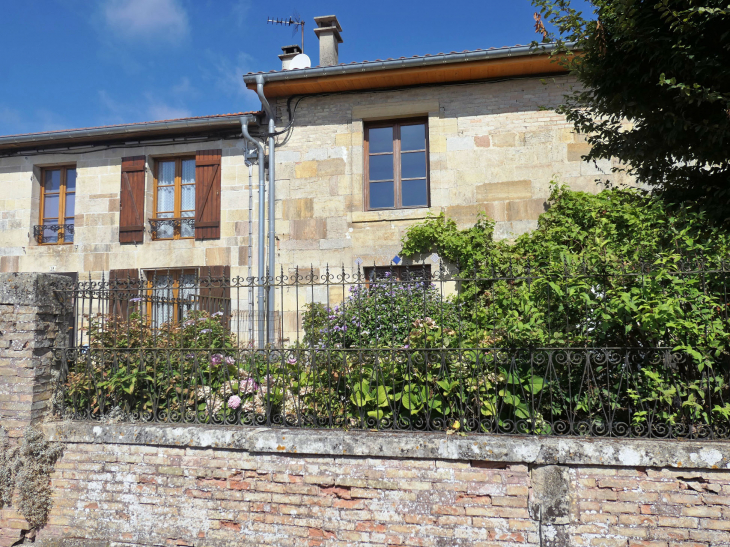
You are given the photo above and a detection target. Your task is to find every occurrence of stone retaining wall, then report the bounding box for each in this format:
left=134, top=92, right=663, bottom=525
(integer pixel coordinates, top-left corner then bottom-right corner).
left=17, top=423, right=730, bottom=547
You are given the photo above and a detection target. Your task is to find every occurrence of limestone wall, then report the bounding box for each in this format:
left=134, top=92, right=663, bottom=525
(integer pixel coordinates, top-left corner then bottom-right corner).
left=271, top=74, right=634, bottom=273
left=0, top=75, right=633, bottom=285
left=0, top=139, right=254, bottom=277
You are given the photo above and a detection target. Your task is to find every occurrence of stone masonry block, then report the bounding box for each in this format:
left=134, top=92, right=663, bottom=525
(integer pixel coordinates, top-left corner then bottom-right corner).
left=507, top=199, right=548, bottom=221
left=295, top=162, right=318, bottom=179
left=476, top=180, right=533, bottom=202
left=491, top=132, right=519, bottom=147
left=567, top=143, right=592, bottom=162
left=475, top=135, right=491, bottom=148
left=290, top=219, right=327, bottom=241
left=317, top=158, right=346, bottom=177
left=283, top=198, right=314, bottom=221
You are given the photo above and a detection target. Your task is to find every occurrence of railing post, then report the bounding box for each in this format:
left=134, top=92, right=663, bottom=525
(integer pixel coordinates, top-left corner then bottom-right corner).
left=0, top=273, right=73, bottom=441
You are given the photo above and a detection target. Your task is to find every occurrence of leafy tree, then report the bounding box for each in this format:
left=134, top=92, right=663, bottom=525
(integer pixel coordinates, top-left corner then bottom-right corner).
left=401, top=185, right=730, bottom=356
left=531, top=0, right=730, bottom=219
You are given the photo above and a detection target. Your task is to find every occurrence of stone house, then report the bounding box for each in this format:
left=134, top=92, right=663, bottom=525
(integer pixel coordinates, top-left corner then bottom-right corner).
left=0, top=16, right=631, bottom=342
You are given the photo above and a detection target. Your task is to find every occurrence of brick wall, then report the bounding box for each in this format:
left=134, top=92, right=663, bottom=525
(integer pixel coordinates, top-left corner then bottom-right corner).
left=26, top=424, right=730, bottom=547
left=40, top=444, right=532, bottom=546
left=0, top=273, right=71, bottom=440
left=574, top=467, right=730, bottom=546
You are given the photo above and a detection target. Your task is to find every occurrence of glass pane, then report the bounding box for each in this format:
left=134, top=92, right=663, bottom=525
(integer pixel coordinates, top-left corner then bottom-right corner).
left=43, top=195, right=59, bottom=219
left=368, top=127, right=393, bottom=154
left=43, top=227, right=58, bottom=243
left=159, top=161, right=175, bottom=185
left=152, top=275, right=174, bottom=327
left=66, top=169, right=77, bottom=191
left=401, top=151, right=427, bottom=179
left=369, top=181, right=394, bottom=209
left=65, top=193, right=75, bottom=217
left=369, top=155, right=393, bottom=181
left=157, top=185, right=174, bottom=213
left=63, top=225, right=74, bottom=244
left=157, top=223, right=174, bottom=239
left=181, top=184, right=195, bottom=211
left=44, top=170, right=61, bottom=192
left=179, top=274, right=197, bottom=317
left=402, top=179, right=428, bottom=207
left=401, top=124, right=426, bottom=151
left=180, top=219, right=194, bottom=238
left=182, top=159, right=195, bottom=184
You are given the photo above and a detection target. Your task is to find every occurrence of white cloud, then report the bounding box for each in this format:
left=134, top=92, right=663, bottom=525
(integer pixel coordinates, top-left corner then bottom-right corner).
left=145, top=101, right=192, bottom=121
left=103, top=0, right=189, bottom=45
left=98, top=83, right=192, bottom=125
left=205, top=51, right=252, bottom=95
left=231, top=0, right=251, bottom=26
left=0, top=107, right=24, bottom=135
left=0, top=106, right=69, bottom=136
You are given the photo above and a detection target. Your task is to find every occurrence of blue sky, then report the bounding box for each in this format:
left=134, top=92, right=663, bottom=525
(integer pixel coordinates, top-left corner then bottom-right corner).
left=0, top=0, right=593, bottom=136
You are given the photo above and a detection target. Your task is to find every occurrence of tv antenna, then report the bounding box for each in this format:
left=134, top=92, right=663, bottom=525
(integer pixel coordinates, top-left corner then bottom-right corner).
left=267, top=12, right=305, bottom=52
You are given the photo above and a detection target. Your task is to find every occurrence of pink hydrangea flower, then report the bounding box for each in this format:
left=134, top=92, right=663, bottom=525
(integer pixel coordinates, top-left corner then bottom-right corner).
left=228, top=395, right=241, bottom=409
left=211, top=354, right=223, bottom=365
left=225, top=356, right=235, bottom=366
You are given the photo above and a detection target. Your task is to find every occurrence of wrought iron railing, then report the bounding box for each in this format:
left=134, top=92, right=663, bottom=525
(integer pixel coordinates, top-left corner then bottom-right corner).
left=34, top=223, right=74, bottom=244
left=54, top=260, right=730, bottom=438
left=148, top=218, right=195, bottom=239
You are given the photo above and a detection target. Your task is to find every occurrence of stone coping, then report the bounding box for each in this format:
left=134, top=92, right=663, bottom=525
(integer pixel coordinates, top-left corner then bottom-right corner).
left=41, top=421, right=730, bottom=470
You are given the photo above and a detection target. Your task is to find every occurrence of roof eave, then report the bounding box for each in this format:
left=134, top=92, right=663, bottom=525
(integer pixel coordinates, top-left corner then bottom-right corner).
left=243, top=44, right=570, bottom=94
left=0, top=115, right=257, bottom=153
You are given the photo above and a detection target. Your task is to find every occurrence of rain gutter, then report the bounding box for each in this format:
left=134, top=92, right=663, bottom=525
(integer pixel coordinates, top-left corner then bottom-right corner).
left=0, top=116, right=245, bottom=151
left=242, top=43, right=567, bottom=86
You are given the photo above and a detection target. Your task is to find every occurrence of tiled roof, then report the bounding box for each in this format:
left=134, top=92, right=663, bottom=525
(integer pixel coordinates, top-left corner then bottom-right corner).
left=0, top=112, right=257, bottom=140
left=245, top=45, right=532, bottom=75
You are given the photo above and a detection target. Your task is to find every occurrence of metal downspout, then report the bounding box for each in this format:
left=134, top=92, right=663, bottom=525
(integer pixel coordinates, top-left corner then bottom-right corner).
left=246, top=162, right=253, bottom=343
left=240, top=115, right=267, bottom=349
left=256, top=75, right=277, bottom=346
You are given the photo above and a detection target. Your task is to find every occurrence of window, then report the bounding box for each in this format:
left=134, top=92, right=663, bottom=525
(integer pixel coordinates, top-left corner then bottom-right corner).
left=141, top=267, right=231, bottom=328
left=38, top=166, right=76, bottom=244
left=153, top=157, right=195, bottom=239
left=363, top=265, right=432, bottom=282
left=145, top=269, right=198, bottom=327
left=365, top=119, right=429, bottom=210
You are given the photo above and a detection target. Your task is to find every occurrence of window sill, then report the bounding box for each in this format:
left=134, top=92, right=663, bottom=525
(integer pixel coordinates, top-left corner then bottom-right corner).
left=352, top=207, right=438, bottom=224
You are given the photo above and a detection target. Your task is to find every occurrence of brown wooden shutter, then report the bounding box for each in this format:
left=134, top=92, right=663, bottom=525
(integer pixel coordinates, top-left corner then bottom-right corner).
left=194, top=149, right=222, bottom=240
left=109, top=269, right=140, bottom=321
left=119, top=156, right=146, bottom=244
left=198, top=266, right=230, bottom=321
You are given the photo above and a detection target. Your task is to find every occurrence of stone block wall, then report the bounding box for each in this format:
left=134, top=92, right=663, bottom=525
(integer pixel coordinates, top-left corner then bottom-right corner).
left=27, top=424, right=730, bottom=547
left=0, top=74, right=636, bottom=286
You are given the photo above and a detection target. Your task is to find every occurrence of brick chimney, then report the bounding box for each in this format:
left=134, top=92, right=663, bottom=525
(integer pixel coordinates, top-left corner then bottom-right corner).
left=279, top=44, right=303, bottom=70
left=314, top=15, right=343, bottom=67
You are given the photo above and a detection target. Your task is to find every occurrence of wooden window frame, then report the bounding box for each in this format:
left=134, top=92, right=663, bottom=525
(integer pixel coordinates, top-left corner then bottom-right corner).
left=144, top=269, right=198, bottom=326
left=364, top=118, right=430, bottom=211
left=152, top=156, right=196, bottom=240
left=39, top=165, right=76, bottom=245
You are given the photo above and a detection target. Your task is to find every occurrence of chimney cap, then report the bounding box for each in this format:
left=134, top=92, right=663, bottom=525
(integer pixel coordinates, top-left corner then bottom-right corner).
left=280, top=44, right=303, bottom=55
left=314, top=15, right=342, bottom=32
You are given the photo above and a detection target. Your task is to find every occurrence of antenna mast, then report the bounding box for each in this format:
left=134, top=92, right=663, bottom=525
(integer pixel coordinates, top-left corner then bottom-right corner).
left=267, top=14, right=305, bottom=52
